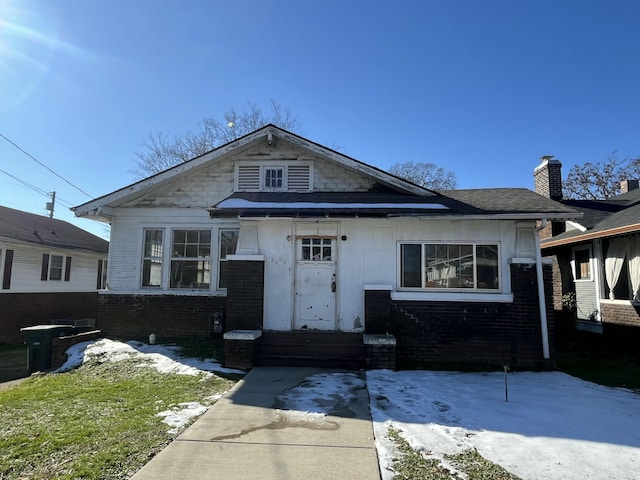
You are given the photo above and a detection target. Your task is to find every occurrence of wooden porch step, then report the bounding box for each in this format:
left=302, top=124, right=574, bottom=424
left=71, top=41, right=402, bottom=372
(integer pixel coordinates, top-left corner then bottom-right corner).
left=256, top=331, right=365, bottom=369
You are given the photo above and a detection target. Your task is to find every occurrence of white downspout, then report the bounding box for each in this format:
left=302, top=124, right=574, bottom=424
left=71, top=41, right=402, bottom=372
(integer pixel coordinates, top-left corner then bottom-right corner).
left=534, top=220, right=550, bottom=359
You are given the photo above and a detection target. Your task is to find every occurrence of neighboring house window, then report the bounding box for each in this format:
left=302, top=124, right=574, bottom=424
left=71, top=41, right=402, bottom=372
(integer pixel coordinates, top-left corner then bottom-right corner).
left=170, top=229, right=211, bottom=289
left=41, top=254, right=71, bottom=281
left=573, top=247, right=592, bottom=280
left=0, top=248, right=11, bottom=290
left=97, top=259, right=108, bottom=289
left=602, top=237, right=640, bottom=301
left=218, top=229, right=239, bottom=289
left=400, top=243, right=500, bottom=290
left=142, top=229, right=163, bottom=287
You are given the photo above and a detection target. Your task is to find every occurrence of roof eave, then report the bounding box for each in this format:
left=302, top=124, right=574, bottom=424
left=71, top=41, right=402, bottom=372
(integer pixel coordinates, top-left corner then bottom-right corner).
left=542, top=223, right=640, bottom=249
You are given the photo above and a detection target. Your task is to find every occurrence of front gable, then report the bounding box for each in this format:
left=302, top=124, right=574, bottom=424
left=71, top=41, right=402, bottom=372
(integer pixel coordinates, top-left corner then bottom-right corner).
left=74, top=125, right=431, bottom=221
left=120, top=140, right=383, bottom=209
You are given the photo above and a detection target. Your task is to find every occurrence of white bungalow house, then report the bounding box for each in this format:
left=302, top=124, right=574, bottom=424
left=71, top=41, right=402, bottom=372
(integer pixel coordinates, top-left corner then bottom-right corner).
left=0, top=205, right=109, bottom=344
left=73, top=125, right=577, bottom=369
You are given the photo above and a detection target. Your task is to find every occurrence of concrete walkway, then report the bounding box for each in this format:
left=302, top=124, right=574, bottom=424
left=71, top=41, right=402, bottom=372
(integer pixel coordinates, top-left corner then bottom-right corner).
left=131, top=367, right=381, bottom=480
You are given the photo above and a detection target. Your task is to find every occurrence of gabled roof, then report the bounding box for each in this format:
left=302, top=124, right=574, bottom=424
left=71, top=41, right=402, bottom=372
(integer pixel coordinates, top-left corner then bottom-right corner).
left=541, top=189, right=640, bottom=249
left=73, top=125, right=435, bottom=221
left=210, top=188, right=580, bottom=220
left=0, top=205, right=108, bottom=253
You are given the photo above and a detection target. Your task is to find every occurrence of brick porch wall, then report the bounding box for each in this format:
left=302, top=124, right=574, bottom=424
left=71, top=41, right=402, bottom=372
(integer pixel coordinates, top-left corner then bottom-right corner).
left=225, top=259, right=264, bottom=331
left=366, top=264, right=554, bottom=368
left=600, top=302, right=640, bottom=328
left=96, top=294, right=226, bottom=340
left=0, top=292, right=98, bottom=345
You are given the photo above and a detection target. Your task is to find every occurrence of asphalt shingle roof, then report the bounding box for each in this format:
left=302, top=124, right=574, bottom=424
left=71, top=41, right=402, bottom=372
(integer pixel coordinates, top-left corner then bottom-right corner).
left=210, top=188, right=579, bottom=219
left=0, top=205, right=109, bottom=253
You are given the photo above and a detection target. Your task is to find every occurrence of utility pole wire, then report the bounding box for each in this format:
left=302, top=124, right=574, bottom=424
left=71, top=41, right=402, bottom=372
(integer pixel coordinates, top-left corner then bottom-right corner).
left=0, top=168, right=75, bottom=208
left=0, top=131, right=93, bottom=198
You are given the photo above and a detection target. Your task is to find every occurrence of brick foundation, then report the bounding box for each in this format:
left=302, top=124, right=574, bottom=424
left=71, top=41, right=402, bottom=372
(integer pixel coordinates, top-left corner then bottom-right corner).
left=97, top=293, right=226, bottom=341
left=0, top=292, right=98, bottom=345
left=365, top=264, right=555, bottom=369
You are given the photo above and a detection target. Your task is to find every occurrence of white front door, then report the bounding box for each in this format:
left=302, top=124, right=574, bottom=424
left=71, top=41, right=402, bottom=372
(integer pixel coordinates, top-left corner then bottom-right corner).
left=294, top=237, right=337, bottom=330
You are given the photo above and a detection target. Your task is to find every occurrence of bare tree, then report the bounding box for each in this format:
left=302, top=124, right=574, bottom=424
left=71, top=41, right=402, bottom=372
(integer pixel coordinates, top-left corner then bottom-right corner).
left=133, top=100, right=301, bottom=177
left=563, top=152, right=640, bottom=200
left=389, top=161, right=458, bottom=190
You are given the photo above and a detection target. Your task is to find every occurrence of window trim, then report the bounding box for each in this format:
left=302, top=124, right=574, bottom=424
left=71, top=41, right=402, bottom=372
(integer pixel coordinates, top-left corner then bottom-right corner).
left=571, top=245, right=593, bottom=282
left=263, top=166, right=285, bottom=191
left=139, top=225, right=239, bottom=293
left=397, top=241, right=501, bottom=292
left=41, top=253, right=70, bottom=282
left=141, top=228, right=164, bottom=288
left=169, top=229, right=212, bottom=290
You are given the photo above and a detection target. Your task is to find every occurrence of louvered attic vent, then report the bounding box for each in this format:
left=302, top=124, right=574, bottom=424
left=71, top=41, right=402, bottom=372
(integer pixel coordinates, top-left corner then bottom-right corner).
left=287, top=165, right=310, bottom=191
left=236, top=163, right=312, bottom=192
left=237, top=165, right=260, bottom=190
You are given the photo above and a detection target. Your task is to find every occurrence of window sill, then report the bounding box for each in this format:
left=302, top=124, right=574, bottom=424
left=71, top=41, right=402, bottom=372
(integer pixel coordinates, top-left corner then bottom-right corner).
left=101, top=289, right=227, bottom=297
left=391, top=291, right=514, bottom=303
left=599, top=298, right=638, bottom=306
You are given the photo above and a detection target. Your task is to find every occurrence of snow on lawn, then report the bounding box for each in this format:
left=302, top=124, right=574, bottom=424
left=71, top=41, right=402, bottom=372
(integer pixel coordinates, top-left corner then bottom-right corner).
left=367, top=370, right=640, bottom=480
left=55, top=338, right=243, bottom=434
left=56, top=338, right=243, bottom=376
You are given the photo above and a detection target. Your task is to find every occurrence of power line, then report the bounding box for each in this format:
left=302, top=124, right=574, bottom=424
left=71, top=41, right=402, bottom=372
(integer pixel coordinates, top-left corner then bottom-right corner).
left=0, top=131, right=93, bottom=198
left=0, top=168, right=75, bottom=208
left=0, top=168, right=50, bottom=196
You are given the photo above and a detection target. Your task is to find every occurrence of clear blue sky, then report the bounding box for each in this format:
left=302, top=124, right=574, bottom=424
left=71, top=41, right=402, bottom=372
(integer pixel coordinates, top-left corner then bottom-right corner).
left=1, top=0, right=639, bottom=239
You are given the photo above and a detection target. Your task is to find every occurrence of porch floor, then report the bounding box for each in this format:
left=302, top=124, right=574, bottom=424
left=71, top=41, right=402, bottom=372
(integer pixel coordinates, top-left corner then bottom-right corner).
left=256, top=331, right=366, bottom=370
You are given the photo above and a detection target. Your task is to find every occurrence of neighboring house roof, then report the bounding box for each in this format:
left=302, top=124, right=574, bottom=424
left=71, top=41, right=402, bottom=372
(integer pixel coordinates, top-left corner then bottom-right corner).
left=541, top=190, right=640, bottom=249
left=72, top=124, right=579, bottom=223
left=211, top=188, right=579, bottom=220
left=0, top=205, right=108, bottom=253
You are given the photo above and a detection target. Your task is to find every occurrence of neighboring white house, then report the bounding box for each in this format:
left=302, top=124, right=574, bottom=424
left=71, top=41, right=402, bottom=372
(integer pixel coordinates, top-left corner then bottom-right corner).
left=73, top=125, right=578, bottom=368
left=0, top=205, right=108, bottom=343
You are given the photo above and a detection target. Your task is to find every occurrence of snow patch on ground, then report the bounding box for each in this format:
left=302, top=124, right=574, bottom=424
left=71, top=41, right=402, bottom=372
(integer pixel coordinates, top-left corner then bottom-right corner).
left=366, top=369, right=640, bottom=480
left=157, top=402, right=209, bottom=435
left=52, top=339, right=640, bottom=478
left=56, top=338, right=244, bottom=376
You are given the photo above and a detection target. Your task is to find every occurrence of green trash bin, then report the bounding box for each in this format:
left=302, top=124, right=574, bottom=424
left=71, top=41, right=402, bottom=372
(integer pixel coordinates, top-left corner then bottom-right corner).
left=21, top=325, right=74, bottom=374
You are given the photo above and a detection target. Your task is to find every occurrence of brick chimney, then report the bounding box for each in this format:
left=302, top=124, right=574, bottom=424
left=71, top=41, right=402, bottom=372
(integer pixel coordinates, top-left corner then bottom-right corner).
left=620, top=179, right=639, bottom=193
left=534, top=155, right=563, bottom=200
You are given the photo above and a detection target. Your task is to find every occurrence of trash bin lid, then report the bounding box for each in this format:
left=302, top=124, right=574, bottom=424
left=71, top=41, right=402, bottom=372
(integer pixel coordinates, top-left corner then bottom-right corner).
left=21, top=325, right=71, bottom=332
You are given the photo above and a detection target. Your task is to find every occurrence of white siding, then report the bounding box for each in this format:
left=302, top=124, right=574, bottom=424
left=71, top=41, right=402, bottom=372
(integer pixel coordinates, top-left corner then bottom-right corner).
left=0, top=242, right=106, bottom=293
left=107, top=208, right=239, bottom=292
left=258, top=218, right=521, bottom=332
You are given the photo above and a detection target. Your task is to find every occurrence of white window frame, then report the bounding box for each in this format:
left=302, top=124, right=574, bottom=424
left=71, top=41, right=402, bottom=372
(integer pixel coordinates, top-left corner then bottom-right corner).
left=139, top=225, right=239, bottom=293
left=263, top=166, right=285, bottom=191
left=169, top=229, right=212, bottom=290
left=571, top=245, right=593, bottom=282
left=398, top=241, right=501, bottom=292
left=141, top=228, right=164, bottom=288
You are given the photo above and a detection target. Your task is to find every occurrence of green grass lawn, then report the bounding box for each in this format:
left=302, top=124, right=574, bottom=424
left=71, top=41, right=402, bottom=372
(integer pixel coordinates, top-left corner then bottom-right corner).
left=0, top=345, right=27, bottom=383
left=0, top=342, right=238, bottom=480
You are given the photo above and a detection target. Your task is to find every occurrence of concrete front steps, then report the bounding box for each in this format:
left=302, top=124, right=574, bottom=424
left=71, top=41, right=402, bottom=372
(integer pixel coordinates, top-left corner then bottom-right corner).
left=256, top=331, right=366, bottom=369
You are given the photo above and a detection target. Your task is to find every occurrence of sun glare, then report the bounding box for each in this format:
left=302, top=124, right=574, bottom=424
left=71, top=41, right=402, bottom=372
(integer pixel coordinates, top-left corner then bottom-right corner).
left=0, top=0, right=91, bottom=108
